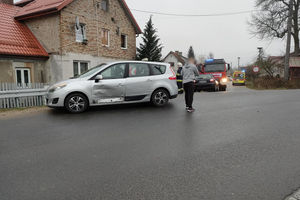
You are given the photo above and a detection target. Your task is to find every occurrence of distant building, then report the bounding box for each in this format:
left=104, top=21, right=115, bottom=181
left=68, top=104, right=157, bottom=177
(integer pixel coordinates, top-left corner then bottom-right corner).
left=163, top=51, right=188, bottom=72
left=269, top=56, right=300, bottom=79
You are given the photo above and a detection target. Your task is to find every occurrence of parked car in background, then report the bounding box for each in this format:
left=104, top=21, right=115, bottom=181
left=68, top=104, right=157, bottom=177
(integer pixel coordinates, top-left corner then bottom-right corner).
left=195, top=74, right=219, bottom=92
left=232, top=71, right=246, bottom=85
left=46, top=61, right=178, bottom=113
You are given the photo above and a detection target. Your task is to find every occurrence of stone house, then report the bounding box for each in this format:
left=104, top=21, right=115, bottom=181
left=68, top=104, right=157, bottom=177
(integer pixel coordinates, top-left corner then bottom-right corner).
left=163, top=51, right=188, bottom=72
left=0, top=2, right=49, bottom=84
left=0, top=0, right=141, bottom=84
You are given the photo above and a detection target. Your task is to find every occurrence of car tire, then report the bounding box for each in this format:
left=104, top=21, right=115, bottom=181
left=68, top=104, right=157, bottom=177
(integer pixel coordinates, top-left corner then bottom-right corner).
left=214, top=85, right=219, bottom=92
left=64, top=93, right=89, bottom=113
left=220, top=86, right=226, bottom=91
left=151, top=89, right=169, bottom=107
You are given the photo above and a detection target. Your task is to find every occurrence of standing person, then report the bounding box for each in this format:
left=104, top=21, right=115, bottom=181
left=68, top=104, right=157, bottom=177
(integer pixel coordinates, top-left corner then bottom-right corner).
left=176, top=63, right=184, bottom=94
left=181, top=58, right=200, bottom=112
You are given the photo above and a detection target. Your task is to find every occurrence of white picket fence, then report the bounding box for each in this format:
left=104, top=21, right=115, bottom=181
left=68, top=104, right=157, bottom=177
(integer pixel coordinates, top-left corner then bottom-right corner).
left=0, top=83, right=48, bottom=109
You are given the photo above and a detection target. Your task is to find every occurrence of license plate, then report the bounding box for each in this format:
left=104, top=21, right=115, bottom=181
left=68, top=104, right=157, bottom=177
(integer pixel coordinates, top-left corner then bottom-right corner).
left=199, top=81, right=207, bottom=83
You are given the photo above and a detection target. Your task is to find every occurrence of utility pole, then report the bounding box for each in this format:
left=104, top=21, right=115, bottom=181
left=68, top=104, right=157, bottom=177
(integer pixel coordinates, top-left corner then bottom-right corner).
left=238, top=57, right=240, bottom=70
left=257, top=47, right=263, bottom=61
left=284, top=0, right=294, bottom=81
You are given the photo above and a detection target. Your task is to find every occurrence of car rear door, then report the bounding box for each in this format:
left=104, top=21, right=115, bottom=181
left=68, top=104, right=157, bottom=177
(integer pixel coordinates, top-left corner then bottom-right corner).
left=124, top=63, right=152, bottom=101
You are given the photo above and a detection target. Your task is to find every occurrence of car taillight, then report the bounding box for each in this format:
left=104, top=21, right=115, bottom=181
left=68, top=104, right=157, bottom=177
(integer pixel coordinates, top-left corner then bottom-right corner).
left=169, top=66, right=176, bottom=80
left=210, top=79, right=214, bottom=82
left=169, top=76, right=176, bottom=80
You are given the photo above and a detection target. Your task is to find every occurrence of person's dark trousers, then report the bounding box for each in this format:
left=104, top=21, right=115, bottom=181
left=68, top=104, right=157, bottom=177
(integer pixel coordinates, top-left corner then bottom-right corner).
left=177, top=81, right=183, bottom=94
left=183, top=81, right=195, bottom=108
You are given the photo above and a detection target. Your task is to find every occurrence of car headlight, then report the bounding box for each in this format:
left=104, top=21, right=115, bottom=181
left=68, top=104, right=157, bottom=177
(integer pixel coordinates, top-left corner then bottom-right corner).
left=49, top=83, right=67, bottom=92
left=221, top=78, right=228, bottom=83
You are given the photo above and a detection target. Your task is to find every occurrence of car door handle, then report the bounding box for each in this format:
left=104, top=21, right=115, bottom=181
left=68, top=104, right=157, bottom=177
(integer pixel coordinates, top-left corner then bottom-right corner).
left=118, top=83, right=124, bottom=86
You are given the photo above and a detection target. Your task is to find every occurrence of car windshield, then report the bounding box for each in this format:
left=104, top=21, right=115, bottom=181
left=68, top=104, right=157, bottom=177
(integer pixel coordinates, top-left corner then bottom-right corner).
left=234, top=73, right=245, bottom=79
left=197, top=74, right=212, bottom=79
left=77, top=63, right=107, bottom=78
left=205, top=64, right=225, bottom=72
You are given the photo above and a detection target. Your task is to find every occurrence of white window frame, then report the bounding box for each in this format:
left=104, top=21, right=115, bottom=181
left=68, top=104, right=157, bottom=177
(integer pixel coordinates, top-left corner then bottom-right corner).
left=121, top=34, right=128, bottom=49
left=75, top=23, right=87, bottom=43
left=15, top=68, right=31, bottom=85
left=101, top=29, right=110, bottom=47
left=73, top=61, right=90, bottom=77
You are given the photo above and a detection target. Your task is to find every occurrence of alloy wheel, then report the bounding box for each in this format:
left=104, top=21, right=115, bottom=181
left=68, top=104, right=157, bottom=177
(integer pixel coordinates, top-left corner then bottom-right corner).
left=68, top=96, right=86, bottom=112
left=154, top=91, right=168, bottom=106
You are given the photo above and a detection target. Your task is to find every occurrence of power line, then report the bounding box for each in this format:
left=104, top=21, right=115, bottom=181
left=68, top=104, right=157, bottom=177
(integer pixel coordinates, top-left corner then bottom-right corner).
left=130, top=8, right=259, bottom=17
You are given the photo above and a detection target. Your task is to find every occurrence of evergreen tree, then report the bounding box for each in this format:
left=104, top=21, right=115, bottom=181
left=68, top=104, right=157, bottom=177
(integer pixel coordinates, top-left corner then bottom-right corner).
left=188, top=46, right=195, bottom=59
left=137, top=17, right=162, bottom=61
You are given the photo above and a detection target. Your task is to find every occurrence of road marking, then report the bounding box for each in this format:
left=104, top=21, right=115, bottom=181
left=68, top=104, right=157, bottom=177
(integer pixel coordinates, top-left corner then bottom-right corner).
left=285, top=189, right=300, bottom=200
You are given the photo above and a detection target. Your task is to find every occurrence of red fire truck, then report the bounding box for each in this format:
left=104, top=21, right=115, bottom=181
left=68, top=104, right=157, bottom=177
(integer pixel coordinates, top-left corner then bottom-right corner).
left=201, top=59, right=231, bottom=91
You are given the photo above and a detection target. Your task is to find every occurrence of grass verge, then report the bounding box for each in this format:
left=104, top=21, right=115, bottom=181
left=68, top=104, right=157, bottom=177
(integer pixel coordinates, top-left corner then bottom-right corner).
left=246, top=78, right=300, bottom=90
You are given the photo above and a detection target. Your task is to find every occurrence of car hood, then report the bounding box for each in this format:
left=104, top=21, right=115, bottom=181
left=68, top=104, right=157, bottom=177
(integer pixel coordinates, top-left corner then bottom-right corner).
left=48, top=78, right=85, bottom=88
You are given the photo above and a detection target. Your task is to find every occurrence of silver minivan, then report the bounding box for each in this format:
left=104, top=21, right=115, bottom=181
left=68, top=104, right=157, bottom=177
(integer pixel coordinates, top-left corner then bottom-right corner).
left=46, top=61, right=178, bottom=113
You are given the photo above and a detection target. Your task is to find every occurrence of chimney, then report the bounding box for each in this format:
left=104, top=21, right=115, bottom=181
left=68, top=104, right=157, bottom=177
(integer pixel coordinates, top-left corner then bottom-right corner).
left=175, top=51, right=182, bottom=56
left=0, top=0, right=14, bottom=4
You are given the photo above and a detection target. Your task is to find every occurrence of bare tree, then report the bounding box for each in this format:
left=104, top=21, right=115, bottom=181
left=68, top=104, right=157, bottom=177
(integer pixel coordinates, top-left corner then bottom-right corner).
left=249, top=0, right=300, bottom=54
left=198, top=54, right=206, bottom=64
left=257, top=57, right=284, bottom=77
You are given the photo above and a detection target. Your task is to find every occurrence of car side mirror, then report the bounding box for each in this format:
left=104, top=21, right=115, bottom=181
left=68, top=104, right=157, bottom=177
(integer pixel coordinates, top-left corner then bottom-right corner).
left=95, top=75, right=103, bottom=83
left=227, top=64, right=231, bottom=71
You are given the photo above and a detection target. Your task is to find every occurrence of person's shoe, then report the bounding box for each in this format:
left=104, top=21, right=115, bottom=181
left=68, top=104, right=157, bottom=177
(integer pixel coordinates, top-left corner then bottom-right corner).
left=187, top=108, right=195, bottom=113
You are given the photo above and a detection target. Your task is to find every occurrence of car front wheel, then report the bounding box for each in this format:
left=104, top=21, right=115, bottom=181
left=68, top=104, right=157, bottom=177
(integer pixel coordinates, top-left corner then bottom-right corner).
left=151, top=89, right=169, bottom=107
left=65, top=93, right=89, bottom=113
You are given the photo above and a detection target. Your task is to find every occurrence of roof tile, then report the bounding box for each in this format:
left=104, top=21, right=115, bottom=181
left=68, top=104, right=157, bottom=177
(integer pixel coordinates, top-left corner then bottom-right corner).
left=0, top=3, right=48, bottom=57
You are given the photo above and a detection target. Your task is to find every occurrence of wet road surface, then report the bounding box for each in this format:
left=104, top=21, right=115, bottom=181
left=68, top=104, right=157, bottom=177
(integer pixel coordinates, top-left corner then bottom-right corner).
left=1, top=85, right=300, bottom=200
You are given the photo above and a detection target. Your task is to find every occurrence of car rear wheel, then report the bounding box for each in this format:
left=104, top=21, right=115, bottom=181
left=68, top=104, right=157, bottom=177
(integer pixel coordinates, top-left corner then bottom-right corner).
left=65, top=93, right=88, bottom=113
left=151, top=89, right=169, bottom=107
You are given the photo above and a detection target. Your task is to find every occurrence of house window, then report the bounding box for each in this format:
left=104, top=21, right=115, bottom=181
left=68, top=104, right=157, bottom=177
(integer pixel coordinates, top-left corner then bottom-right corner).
left=101, top=29, right=110, bottom=47
left=121, top=34, right=127, bottom=49
left=15, top=68, right=31, bottom=85
left=101, top=0, right=109, bottom=11
left=75, top=23, right=87, bottom=43
left=73, top=61, right=89, bottom=77
left=169, top=62, right=175, bottom=67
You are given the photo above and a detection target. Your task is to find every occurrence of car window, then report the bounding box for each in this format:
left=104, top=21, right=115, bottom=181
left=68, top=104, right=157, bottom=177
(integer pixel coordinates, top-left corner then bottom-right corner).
left=129, top=63, right=150, bottom=77
left=198, top=74, right=212, bottom=79
left=150, top=65, right=166, bottom=75
left=100, top=64, right=126, bottom=79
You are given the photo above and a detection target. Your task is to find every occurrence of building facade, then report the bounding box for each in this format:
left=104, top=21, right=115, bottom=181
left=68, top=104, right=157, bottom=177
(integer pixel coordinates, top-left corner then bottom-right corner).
left=0, top=1, right=49, bottom=85
left=0, top=0, right=141, bottom=84
left=163, top=51, right=188, bottom=72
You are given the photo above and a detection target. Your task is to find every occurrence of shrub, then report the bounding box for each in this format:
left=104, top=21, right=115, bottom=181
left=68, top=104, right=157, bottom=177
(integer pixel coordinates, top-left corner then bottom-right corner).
left=249, top=77, right=300, bottom=89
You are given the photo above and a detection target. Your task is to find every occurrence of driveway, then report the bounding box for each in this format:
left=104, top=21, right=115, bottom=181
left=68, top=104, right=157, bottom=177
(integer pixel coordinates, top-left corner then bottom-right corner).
left=1, top=85, right=300, bottom=200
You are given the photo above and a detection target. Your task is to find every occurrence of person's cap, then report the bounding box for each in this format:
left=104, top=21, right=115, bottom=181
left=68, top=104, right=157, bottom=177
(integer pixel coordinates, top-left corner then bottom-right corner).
left=178, top=62, right=183, bottom=67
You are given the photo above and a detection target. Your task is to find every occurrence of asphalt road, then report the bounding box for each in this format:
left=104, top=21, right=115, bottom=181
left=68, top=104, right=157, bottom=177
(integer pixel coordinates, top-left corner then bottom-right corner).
left=1, top=85, right=300, bottom=200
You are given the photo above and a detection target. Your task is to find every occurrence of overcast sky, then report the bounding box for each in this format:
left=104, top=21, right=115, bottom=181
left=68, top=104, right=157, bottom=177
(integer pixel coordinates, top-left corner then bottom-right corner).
left=14, top=0, right=286, bottom=67
left=126, top=0, right=286, bottom=67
